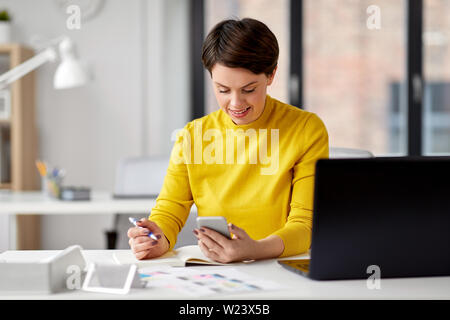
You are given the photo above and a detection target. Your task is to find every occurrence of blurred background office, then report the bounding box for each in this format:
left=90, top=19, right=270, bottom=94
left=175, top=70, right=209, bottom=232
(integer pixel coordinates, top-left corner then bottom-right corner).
left=0, top=0, right=448, bottom=250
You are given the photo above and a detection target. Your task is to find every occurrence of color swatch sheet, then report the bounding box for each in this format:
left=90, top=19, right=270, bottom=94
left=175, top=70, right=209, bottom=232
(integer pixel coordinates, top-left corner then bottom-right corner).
left=138, top=266, right=283, bottom=297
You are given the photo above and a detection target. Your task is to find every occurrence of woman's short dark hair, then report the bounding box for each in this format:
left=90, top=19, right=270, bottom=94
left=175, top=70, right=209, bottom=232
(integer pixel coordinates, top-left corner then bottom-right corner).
left=201, top=18, right=279, bottom=77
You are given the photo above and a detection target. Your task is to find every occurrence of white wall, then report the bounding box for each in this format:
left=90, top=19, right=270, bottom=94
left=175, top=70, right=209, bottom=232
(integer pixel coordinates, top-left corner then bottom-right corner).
left=0, top=0, right=190, bottom=249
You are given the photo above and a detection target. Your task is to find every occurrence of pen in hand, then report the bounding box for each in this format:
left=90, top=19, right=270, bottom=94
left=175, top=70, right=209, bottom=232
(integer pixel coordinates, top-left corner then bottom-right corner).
left=128, top=217, right=158, bottom=241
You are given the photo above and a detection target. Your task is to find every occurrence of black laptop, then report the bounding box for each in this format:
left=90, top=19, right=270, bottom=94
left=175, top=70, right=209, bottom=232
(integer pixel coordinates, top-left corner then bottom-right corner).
left=278, top=157, right=450, bottom=280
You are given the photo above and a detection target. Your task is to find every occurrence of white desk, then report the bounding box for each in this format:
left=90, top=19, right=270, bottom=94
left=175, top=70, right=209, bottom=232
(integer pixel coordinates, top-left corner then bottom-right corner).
left=0, top=191, right=156, bottom=251
left=0, top=249, right=449, bottom=300
left=0, top=191, right=155, bottom=215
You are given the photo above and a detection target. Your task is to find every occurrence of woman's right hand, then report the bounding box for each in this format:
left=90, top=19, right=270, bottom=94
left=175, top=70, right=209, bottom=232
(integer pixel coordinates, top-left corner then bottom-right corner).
left=127, top=218, right=169, bottom=260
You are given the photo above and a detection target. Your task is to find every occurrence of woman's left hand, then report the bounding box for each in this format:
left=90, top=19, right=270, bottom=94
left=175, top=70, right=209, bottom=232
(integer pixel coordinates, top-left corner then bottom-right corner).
left=193, top=223, right=258, bottom=263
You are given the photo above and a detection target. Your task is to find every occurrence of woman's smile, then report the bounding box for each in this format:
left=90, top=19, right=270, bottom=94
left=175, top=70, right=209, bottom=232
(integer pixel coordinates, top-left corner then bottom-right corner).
left=229, top=106, right=252, bottom=118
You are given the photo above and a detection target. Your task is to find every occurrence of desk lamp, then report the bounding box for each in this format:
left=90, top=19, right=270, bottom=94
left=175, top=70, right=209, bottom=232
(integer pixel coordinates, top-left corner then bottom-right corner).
left=0, top=36, right=88, bottom=89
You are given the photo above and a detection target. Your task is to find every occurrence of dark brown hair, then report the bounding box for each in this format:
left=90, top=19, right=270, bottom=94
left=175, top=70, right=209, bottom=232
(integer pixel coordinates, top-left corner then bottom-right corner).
left=201, top=18, right=279, bottom=77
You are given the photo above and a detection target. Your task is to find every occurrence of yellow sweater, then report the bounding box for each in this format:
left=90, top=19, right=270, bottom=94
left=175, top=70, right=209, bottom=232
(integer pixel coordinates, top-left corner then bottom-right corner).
left=149, top=95, right=329, bottom=257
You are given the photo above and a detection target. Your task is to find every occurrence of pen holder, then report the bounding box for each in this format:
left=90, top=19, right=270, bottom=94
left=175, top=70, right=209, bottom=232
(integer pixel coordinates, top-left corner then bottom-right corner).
left=41, top=175, right=63, bottom=198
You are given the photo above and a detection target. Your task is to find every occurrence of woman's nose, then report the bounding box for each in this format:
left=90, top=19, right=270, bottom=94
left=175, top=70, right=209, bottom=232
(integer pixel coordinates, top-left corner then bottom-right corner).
left=229, top=93, right=245, bottom=108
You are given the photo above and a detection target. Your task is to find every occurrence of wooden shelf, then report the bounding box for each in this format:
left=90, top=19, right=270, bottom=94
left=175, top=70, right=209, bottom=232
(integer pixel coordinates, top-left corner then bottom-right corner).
left=0, top=182, right=11, bottom=189
left=0, top=43, right=27, bottom=54
left=0, top=118, right=11, bottom=125
left=0, top=44, right=40, bottom=249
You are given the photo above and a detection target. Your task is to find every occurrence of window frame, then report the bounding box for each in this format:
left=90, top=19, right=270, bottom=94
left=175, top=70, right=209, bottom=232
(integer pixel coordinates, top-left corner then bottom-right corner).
left=191, top=0, right=426, bottom=156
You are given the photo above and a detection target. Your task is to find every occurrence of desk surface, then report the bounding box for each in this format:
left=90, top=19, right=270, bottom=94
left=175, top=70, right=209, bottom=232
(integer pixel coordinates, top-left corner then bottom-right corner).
left=0, top=191, right=156, bottom=215
left=0, top=249, right=449, bottom=300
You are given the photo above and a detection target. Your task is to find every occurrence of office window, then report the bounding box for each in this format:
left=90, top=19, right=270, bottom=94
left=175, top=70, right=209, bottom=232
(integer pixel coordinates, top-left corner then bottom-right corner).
left=303, top=0, right=407, bottom=155
left=423, top=0, right=450, bottom=155
left=204, top=0, right=289, bottom=114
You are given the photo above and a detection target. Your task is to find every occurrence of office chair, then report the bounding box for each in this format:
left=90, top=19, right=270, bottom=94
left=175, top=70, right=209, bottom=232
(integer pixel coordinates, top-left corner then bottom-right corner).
left=109, top=156, right=198, bottom=249
left=329, top=147, right=374, bottom=159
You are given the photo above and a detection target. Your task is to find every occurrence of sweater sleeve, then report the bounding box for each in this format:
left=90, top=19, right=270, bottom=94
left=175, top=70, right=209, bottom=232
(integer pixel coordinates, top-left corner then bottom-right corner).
left=148, top=126, right=194, bottom=250
left=271, top=113, right=329, bottom=257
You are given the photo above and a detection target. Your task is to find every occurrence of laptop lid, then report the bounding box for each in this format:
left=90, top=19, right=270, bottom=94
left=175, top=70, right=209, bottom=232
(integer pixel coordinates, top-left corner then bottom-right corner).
left=308, top=157, right=450, bottom=280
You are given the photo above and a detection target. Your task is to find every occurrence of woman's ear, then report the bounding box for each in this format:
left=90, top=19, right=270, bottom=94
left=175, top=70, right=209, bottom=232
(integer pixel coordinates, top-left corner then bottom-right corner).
left=267, top=65, right=278, bottom=86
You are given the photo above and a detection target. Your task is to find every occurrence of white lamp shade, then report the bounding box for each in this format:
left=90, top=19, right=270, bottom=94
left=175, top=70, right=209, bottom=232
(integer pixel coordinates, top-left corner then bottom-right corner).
left=53, top=57, right=88, bottom=89
left=53, top=38, right=88, bottom=89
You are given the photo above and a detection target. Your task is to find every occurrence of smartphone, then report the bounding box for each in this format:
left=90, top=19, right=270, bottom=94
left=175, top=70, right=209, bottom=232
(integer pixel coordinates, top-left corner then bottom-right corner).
left=196, top=216, right=231, bottom=239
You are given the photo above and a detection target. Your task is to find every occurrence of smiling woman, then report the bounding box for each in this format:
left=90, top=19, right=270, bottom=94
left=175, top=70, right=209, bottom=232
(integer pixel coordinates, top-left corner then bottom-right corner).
left=127, top=18, right=329, bottom=263
left=210, top=65, right=274, bottom=125
left=202, top=18, right=279, bottom=125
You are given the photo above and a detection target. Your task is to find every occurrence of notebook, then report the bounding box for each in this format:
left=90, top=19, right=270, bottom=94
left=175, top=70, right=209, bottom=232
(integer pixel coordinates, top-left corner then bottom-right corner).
left=113, top=245, right=233, bottom=267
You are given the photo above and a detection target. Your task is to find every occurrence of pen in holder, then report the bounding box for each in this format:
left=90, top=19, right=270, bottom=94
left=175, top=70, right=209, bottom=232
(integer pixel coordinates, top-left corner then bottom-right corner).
left=36, top=160, right=65, bottom=198
left=41, top=174, right=64, bottom=198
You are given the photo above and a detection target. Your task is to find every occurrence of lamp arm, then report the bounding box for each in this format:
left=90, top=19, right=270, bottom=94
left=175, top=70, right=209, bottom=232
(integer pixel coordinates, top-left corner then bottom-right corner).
left=0, top=48, right=57, bottom=89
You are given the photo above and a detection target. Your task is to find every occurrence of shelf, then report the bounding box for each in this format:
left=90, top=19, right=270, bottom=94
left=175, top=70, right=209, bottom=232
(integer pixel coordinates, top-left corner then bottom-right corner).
left=0, top=43, right=39, bottom=250
left=0, top=118, right=11, bottom=126
left=0, top=182, right=12, bottom=189
left=0, top=43, right=29, bottom=54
